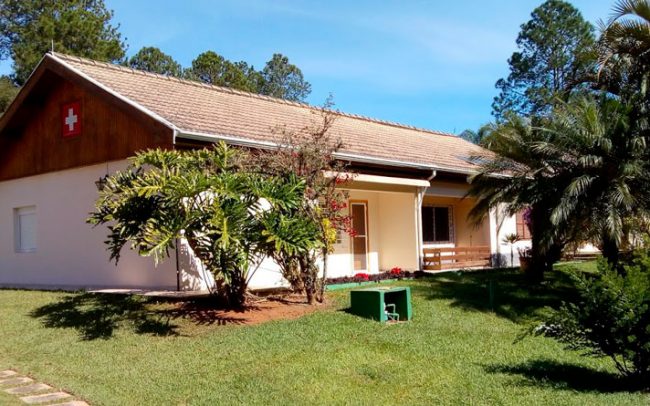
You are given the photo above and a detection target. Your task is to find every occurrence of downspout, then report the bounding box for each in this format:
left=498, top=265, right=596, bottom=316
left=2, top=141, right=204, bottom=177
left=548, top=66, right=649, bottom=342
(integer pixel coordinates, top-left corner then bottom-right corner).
left=172, top=127, right=181, bottom=291
left=416, top=170, right=437, bottom=270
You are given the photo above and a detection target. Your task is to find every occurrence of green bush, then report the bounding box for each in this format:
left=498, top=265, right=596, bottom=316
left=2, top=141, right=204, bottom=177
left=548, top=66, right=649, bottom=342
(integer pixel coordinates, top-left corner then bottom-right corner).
left=535, top=255, right=650, bottom=386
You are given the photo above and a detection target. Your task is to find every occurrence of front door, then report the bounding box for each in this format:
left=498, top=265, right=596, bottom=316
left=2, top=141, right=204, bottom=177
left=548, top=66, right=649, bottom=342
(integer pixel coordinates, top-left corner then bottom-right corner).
left=351, top=201, right=369, bottom=271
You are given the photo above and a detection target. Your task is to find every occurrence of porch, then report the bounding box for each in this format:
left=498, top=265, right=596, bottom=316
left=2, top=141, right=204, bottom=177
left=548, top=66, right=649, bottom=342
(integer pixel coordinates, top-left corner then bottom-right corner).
left=419, top=181, right=492, bottom=271
left=329, top=175, right=495, bottom=276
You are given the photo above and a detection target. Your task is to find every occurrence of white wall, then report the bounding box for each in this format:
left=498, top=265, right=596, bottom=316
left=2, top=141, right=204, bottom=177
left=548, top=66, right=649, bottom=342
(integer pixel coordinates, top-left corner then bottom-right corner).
left=376, top=192, right=419, bottom=270
left=327, top=189, right=420, bottom=275
left=489, top=206, right=531, bottom=267
left=0, top=162, right=178, bottom=290
left=0, top=164, right=462, bottom=291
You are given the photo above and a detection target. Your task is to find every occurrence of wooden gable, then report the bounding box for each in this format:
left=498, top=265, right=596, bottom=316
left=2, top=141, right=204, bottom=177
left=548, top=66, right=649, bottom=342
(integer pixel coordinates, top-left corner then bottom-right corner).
left=0, top=59, right=173, bottom=181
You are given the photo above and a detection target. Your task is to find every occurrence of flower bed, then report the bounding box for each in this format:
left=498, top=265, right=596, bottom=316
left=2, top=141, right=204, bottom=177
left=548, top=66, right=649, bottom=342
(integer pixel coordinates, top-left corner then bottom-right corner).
left=325, top=267, right=425, bottom=290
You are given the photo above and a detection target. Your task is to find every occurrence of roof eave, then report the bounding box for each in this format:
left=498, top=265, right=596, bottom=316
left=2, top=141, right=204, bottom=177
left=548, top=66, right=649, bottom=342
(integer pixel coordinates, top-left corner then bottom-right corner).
left=176, top=130, right=477, bottom=175
left=48, top=53, right=178, bottom=132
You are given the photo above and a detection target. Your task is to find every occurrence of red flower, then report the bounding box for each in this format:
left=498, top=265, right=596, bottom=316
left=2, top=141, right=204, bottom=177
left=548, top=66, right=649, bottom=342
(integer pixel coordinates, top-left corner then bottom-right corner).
left=390, top=267, right=402, bottom=275
left=354, top=272, right=370, bottom=281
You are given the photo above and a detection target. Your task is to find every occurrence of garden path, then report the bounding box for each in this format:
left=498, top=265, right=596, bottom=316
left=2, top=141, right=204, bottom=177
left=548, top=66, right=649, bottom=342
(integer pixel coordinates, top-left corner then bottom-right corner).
left=1, top=369, right=88, bottom=405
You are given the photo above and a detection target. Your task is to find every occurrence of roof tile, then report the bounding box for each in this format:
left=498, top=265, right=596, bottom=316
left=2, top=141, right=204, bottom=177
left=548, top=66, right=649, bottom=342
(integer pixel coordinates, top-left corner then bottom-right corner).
left=52, top=53, right=485, bottom=173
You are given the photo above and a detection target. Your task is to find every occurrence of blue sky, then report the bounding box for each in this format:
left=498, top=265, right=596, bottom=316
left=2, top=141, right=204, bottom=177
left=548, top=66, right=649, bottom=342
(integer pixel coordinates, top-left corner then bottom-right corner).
left=1, top=0, right=614, bottom=133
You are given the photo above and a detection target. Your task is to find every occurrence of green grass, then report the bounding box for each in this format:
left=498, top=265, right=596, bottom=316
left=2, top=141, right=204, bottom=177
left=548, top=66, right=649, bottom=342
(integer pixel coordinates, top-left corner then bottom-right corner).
left=0, top=262, right=647, bottom=405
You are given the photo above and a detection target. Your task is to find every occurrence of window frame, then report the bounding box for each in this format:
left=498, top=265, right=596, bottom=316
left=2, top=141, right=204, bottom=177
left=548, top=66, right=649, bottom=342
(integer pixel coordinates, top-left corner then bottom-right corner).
left=421, top=205, right=454, bottom=244
left=515, top=211, right=532, bottom=240
left=14, top=206, right=37, bottom=253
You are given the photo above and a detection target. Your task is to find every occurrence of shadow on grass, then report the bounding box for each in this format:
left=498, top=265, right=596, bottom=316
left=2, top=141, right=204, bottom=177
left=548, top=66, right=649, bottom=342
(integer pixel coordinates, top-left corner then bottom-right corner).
left=423, top=268, right=578, bottom=323
left=484, top=358, right=637, bottom=393
left=158, top=298, right=252, bottom=326
left=30, top=293, right=272, bottom=340
left=30, top=293, right=180, bottom=340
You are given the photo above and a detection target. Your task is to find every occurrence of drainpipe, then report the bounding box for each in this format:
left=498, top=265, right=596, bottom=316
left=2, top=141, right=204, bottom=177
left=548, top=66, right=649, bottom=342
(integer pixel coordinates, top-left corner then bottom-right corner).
left=172, top=128, right=181, bottom=291
left=175, top=238, right=181, bottom=291
left=416, top=170, right=437, bottom=269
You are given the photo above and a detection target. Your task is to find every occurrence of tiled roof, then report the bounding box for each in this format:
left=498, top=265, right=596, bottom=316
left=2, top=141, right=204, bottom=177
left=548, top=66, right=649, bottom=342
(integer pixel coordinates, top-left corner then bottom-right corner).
left=51, top=52, right=486, bottom=173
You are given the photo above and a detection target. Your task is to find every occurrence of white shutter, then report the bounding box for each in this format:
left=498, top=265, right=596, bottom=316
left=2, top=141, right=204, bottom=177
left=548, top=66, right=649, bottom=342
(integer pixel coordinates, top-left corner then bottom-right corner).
left=14, top=206, right=37, bottom=252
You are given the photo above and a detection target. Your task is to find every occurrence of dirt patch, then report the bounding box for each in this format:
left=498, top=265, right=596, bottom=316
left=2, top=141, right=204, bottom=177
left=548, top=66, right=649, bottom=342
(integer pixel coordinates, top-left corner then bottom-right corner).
left=165, top=295, right=327, bottom=327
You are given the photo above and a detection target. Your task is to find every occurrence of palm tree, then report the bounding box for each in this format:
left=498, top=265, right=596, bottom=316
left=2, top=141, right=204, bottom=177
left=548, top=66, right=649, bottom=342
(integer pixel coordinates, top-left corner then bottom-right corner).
left=502, top=233, right=520, bottom=267
left=540, top=97, right=650, bottom=265
left=601, top=0, right=650, bottom=65
left=599, top=0, right=650, bottom=107
left=469, top=97, right=649, bottom=277
left=467, top=115, right=569, bottom=281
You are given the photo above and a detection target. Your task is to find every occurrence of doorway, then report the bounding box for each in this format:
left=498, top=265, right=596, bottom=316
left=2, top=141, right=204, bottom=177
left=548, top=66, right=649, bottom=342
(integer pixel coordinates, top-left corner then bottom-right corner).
left=350, top=201, right=369, bottom=272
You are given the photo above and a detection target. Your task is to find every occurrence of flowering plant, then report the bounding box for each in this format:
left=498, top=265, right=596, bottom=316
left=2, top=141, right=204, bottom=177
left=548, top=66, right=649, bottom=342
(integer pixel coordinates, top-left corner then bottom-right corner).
left=354, top=272, right=370, bottom=281
left=390, top=267, right=402, bottom=276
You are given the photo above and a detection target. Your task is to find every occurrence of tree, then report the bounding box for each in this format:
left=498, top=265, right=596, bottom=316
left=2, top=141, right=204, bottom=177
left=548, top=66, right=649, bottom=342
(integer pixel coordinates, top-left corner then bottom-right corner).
left=534, top=254, right=650, bottom=387
left=469, top=97, right=649, bottom=279
left=260, top=53, right=311, bottom=102
left=126, top=47, right=182, bottom=77
left=88, top=143, right=314, bottom=308
left=468, top=114, right=567, bottom=281
left=258, top=106, right=352, bottom=304
left=0, top=0, right=126, bottom=85
left=492, top=0, right=596, bottom=120
left=598, top=0, right=650, bottom=119
left=502, top=233, right=520, bottom=267
left=0, top=75, right=19, bottom=114
left=459, top=127, right=490, bottom=144
left=185, top=51, right=257, bottom=92
left=459, top=129, right=480, bottom=144
left=541, top=97, right=649, bottom=266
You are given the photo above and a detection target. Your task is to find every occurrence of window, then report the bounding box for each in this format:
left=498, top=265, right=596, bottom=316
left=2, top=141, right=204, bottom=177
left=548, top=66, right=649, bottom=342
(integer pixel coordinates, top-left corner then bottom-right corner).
left=516, top=211, right=532, bottom=240
left=14, top=206, right=37, bottom=253
left=422, top=206, right=453, bottom=243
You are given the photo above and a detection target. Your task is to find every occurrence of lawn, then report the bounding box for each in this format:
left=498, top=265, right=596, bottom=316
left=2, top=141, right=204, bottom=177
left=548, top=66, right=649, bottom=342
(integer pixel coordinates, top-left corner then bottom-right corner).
left=0, top=262, right=647, bottom=405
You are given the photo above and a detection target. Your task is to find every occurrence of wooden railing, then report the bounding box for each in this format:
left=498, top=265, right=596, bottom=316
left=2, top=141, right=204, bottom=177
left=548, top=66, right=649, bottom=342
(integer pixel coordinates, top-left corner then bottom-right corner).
left=422, top=246, right=491, bottom=271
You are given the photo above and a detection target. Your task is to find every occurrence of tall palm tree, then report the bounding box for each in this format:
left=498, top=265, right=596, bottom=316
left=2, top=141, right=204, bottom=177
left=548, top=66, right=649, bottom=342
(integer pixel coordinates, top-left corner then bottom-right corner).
left=601, top=0, right=650, bottom=64
left=541, top=97, right=649, bottom=265
left=469, top=97, right=649, bottom=277
left=599, top=0, right=650, bottom=106
left=468, top=115, right=570, bottom=281
left=594, top=1, right=650, bottom=265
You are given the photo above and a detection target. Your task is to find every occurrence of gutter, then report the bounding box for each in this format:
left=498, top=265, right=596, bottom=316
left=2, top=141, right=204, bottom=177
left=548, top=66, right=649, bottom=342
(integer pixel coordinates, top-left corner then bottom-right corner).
left=176, top=130, right=477, bottom=175
left=416, top=170, right=437, bottom=270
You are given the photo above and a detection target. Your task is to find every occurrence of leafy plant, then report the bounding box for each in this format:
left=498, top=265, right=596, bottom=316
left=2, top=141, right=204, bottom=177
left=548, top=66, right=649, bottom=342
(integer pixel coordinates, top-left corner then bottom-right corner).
left=88, top=143, right=311, bottom=308
left=258, top=104, right=352, bottom=304
left=534, top=254, right=650, bottom=386
left=502, top=233, right=520, bottom=267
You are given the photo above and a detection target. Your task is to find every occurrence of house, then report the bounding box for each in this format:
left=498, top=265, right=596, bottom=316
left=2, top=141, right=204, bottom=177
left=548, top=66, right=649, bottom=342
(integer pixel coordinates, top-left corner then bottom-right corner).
left=0, top=52, right=530, bottom=291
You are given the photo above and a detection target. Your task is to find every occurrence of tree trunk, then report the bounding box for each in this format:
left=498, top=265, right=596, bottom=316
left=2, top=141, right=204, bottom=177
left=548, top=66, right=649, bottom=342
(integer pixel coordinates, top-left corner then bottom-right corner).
left=299, top=255, right=318, bottom=305
left=317, top=248, right=328, bottom=303
left=306, top=289, right=316, bottom=305
left=525, top=206, right=543, bottom=282
left=602, top=235, right=620, bottom=269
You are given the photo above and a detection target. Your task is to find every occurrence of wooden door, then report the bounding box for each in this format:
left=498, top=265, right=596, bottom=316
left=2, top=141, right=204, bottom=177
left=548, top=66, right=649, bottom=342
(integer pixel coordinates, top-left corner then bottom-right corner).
left=351, top=201, right=369, bottom=271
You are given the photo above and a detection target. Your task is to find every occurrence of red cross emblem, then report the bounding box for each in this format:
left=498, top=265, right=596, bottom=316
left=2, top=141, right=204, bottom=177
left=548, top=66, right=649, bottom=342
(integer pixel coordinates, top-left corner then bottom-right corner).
left=61, top=101, right=81, bottom=137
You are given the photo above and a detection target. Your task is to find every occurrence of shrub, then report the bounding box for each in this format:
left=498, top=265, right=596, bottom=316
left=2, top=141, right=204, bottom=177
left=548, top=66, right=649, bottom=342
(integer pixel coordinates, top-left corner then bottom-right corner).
left=534, top=255, right=650, bottom=386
